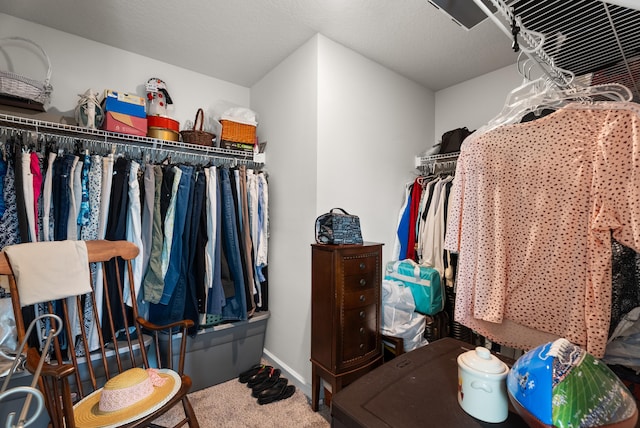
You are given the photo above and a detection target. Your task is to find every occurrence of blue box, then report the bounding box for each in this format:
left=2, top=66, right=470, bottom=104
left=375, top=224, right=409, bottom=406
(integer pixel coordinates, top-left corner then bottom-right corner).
left=101, top=89, right=146, bottom=118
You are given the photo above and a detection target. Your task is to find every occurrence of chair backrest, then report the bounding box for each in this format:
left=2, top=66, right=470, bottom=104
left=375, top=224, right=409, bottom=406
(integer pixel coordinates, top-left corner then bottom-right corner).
left=0, top=240, right=192, bottom=428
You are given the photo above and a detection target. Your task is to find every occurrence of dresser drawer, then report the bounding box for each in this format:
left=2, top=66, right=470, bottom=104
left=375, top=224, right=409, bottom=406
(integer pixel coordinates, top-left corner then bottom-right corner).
left=343, top=288, right=377, bottom=309
left=311, top=242, right=383, bottom=409
left=342, top=303, right=378, bottom=362
left=342, top=254, right=378, bottom=276
left=343, top=270, right=377, bottom=293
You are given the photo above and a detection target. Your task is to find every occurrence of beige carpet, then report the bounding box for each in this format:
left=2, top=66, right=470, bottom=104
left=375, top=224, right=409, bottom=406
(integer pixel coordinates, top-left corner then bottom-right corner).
left=154, top=377, right=330, bottom=428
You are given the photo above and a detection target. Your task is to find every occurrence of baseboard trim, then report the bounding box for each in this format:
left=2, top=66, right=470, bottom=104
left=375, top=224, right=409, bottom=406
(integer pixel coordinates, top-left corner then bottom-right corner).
left=262, top=349, right=314, bottom=401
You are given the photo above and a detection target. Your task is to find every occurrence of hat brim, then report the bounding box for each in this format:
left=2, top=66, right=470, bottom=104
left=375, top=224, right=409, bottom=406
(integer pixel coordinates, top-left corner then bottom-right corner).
left=73, top=369, right=181, bottom=428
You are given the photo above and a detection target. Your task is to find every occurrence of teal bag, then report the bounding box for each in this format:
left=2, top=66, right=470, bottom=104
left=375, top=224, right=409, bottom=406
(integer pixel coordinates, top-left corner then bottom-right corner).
left=384, top=259, right=444, bottom=315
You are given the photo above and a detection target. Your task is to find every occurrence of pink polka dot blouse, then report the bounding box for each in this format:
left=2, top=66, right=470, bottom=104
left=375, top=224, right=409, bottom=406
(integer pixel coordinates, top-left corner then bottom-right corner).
left=444, top=102, right=640, bottom=358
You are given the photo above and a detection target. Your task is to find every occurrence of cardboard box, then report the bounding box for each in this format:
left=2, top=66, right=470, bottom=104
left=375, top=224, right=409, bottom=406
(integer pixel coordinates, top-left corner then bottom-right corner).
left=101, top=89, right=146, bottom=118
left=103, top=111, right=147, bottom=136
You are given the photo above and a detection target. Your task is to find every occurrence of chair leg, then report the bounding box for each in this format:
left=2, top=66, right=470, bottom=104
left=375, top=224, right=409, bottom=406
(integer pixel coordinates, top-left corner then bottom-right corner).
left=182, top=396, right=199, bottom=428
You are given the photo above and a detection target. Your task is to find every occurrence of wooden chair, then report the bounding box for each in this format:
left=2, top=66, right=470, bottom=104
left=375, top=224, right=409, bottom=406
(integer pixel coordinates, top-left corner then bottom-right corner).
left=0, top=240, right=199, bottom=428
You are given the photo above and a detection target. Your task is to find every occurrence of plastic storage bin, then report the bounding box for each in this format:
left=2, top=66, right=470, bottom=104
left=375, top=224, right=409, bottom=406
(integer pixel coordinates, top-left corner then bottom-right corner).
left=159, top=311, right=270, bottom=391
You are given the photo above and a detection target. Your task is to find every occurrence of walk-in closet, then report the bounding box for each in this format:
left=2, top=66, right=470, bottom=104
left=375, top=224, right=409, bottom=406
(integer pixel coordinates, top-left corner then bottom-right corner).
left=1, top=1, right=640, bottom=427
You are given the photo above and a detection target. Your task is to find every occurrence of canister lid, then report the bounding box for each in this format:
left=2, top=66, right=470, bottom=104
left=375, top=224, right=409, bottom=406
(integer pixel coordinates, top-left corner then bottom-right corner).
left=459, top=347, right=508, bottom=374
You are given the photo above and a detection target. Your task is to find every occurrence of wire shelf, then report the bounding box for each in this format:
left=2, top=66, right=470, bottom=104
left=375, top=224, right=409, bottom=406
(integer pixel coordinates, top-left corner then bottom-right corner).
left=0, top=113, right=263, bottom=165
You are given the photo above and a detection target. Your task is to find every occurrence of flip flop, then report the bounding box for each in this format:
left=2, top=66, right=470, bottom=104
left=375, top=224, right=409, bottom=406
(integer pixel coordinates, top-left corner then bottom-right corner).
left=252, top=373, right=284, bottom=397
left=258, top=384, right=296, bottom=405
left=239, top=364, right=268, bottom=383
left=248, top=367, right=280, bottom=388
left=256, top=378, right=288, bottom=403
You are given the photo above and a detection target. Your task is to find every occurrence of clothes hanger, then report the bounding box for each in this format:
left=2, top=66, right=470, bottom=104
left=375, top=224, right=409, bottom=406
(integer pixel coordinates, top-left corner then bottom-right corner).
left=475, top=20, right=633, bottom=137
left=478, top=73, right=633, bottom=135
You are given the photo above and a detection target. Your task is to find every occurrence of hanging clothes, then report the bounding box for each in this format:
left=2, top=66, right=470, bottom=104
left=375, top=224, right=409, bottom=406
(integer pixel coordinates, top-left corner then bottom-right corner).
left=143, top=165, right=165, bottom=305
left=392, top=182, right=412, bottom=261
left=204, top=166, right=224, bottom=316
left=218, top=166, right=248, bottom=321
left=101, top=156, right=131, bottom=341
left=0, top=128, right=269, bottom=348
left=40, top=151, right=56, bottom=242
left=419, top=176, right=454, bottom=276
left=445, top=102, right=640, bottom=358
left=406, top=179, right=423, bottom=262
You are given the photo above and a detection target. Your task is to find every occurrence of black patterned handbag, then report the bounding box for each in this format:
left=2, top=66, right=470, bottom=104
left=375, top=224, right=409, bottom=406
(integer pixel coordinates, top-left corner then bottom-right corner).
left=315, top=208, right=363, bottom=245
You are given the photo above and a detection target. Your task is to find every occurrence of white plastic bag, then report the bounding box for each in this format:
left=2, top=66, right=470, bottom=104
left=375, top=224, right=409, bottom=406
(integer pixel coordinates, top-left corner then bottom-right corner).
left=0, top=297, right=19, bottom=377
left=381, top=279, right=428, bottom=352
left=0, top=297, right=16, bottom=352
left=382, top=279, right=415, bottom=328
left=603, top=306, right=640, bottom=372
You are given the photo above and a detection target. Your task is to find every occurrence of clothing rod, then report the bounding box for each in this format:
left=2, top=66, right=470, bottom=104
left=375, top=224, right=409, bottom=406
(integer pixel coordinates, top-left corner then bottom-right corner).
left=472, top=0, right=573, bottom=87
left=0, top=113, right=263, bottom=166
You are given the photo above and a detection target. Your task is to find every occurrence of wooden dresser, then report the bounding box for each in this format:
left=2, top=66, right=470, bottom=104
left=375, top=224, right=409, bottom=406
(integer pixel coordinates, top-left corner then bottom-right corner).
left=310, top=242, right=383, bottom=411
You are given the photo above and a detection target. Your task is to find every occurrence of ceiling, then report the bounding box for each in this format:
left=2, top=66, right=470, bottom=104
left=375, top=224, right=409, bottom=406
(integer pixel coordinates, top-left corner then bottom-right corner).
left=0, top=0, right=521, bottom=92
left=2, top=0, right=638, bottom=99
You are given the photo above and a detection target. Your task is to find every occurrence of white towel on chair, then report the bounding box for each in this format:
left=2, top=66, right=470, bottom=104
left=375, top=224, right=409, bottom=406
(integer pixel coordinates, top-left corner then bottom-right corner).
left=4, top=241, right=92, bottom=307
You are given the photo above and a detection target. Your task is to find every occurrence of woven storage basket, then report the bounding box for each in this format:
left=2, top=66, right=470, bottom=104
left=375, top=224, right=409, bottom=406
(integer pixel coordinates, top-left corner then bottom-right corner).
left=0, top=37, right=53, bottom=105
left=220, top=119, right=256, bottom=144
left=180, top=108, right=215, bottom=146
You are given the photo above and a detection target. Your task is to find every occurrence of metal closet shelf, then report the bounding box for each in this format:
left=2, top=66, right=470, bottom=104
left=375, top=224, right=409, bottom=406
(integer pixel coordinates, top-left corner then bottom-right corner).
left=415, top=151, right=459, bottom=175
left=0, top=113, right=263, bottom=166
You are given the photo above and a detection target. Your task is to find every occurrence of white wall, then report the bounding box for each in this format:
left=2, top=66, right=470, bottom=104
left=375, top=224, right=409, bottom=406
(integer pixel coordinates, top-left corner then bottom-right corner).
left=316, top=36, right=434, bottom=258
left=250, top=35, right=319, bottom=391
left=0, top=13, right=249, bottom=129
left=434, top=63, right=520, bottom=142
left=252, top=34, right=434, bottom=391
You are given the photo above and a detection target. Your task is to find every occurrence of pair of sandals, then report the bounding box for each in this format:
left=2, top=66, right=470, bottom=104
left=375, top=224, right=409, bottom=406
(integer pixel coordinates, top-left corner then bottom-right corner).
left=239, top=364, right=296, bottom=405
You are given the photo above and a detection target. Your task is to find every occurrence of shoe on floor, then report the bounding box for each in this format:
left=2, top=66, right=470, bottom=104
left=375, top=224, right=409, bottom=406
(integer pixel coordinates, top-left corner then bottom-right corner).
left=248, top=367, right=280, bottom=388
left=239, top=364, right=268, bottom=383
left=252, top=373, right=283, bottom=397
left=257, top=379, right=296, bottom=405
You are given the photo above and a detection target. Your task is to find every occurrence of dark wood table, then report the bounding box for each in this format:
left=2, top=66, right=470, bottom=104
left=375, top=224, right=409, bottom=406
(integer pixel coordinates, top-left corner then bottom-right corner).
left=331, top=337, right=528, bottom=428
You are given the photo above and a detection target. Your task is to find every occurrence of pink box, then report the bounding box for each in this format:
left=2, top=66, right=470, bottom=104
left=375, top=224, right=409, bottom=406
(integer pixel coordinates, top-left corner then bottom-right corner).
left=103, top=111, right=147, bottom=136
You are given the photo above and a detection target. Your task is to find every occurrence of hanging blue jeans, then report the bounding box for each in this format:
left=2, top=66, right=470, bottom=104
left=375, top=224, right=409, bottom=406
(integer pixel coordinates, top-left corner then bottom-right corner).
left=159, top=165, right=193, bottom=305
left=219, top=167, right=247, bottom=321
left=184, top=170, right=205, bottom=333
left=52, top=154, right=75, bottom=241
left=149, top=166, right=194, bottom=326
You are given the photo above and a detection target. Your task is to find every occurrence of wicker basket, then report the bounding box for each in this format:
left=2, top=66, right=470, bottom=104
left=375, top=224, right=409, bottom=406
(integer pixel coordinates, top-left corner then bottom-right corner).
left=180, top=108, right=215, bottom=146
left=0, top=37, right=53, bottom=105
left=220, top=119, right=256, bottom=144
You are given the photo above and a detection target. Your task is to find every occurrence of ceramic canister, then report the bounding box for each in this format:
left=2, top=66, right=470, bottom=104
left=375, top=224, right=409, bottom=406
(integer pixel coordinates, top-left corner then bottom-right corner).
left=457, top=346, right=510, bottom=423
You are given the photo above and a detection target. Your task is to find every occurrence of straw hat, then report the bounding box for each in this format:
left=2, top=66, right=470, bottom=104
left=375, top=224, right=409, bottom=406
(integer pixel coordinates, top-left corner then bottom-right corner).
left=73, top=368, right=181, bottom=428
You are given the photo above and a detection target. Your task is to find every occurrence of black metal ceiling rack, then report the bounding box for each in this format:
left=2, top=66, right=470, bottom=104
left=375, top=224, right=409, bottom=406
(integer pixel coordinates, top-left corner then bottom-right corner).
left=473, top=0, right=640, bottom=101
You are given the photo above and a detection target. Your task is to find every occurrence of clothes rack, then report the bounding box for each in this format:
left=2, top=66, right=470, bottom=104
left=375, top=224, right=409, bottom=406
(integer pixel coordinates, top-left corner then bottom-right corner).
left=0, top=113, right=263, bottom=168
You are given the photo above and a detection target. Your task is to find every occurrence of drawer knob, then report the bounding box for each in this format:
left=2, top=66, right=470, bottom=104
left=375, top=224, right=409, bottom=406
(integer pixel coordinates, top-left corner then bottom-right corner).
left=359, top=295, right=366, bottom=302
left=359, top=343, right=365, bottom=350
left=359, top=278, right=367, bottom=286
left=359, top=311, right=365, bottom=319
left=359, top=262, right=366, bottom=270
left=359, top=327, right=364, bottom=334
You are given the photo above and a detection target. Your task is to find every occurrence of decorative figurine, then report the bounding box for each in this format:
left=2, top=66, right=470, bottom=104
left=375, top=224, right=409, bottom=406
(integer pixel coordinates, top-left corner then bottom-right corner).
left=145, top=78, right=173, bottom=117
left=75, top=88, right=104, bottom=129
